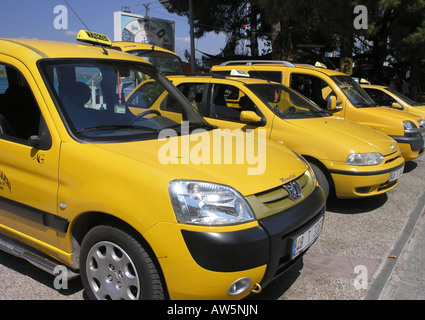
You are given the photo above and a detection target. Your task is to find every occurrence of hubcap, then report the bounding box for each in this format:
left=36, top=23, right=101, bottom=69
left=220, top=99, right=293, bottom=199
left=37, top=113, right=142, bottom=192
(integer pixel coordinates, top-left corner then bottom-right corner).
left=86, top=241, right=140, bottom=300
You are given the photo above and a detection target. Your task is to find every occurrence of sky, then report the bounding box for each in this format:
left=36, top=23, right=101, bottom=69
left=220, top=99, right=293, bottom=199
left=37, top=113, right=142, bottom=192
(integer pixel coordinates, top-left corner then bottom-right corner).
left=0, top=0, right=227, bottom=61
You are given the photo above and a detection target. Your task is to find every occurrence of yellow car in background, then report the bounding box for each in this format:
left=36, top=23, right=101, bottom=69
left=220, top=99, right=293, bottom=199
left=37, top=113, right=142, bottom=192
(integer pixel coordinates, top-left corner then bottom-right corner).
left=0, top=31, right=326, bottom=300
left=362, top=84, right=425, bottom=118
left=212, top=61, right=425, bottom=161
left=127, top=73, right=405, bottom=199
left=112, top=41, right=184, bottom=73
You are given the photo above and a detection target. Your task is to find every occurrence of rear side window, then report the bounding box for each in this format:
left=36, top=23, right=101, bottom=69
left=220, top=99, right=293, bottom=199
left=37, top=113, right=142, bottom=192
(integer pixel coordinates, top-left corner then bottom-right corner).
left=0, top=63, right=41, bottom=142
left=0, top=65, right=9, bottom=94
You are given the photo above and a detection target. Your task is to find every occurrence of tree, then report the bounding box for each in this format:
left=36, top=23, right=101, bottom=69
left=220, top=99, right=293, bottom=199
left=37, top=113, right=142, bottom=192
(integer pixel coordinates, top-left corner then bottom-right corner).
left=163, top=0, right=250, bottom=56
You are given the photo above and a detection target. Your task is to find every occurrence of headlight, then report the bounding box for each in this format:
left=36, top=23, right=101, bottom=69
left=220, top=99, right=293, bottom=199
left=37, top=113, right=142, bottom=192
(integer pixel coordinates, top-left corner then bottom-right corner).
left=168, top=180, right=255, bottom=225
left=403, top=121, right=418, bottom=131
left=346, top=152, right=384, bottom=166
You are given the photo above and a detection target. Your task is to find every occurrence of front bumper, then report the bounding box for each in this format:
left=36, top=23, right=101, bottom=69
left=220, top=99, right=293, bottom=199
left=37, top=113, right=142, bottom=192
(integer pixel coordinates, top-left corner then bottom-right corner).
left=391, top=131, right=425, bottom=161
left=181, top=186, right=326, bottom=290
left=329, top=162, right=405, bottom=198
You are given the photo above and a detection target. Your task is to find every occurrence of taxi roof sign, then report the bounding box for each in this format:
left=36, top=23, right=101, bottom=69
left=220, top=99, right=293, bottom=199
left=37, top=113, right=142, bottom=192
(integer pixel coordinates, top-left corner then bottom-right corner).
left=77, top=30, right=112, bottom=47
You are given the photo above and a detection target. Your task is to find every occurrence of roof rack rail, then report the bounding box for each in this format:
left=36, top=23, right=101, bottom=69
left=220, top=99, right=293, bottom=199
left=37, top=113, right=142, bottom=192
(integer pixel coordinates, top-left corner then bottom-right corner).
left=219, top=60, right=295, bottom=67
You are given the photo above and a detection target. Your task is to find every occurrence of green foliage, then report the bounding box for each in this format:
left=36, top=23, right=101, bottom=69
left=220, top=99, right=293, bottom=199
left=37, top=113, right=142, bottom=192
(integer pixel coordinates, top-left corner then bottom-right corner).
left=163, top=0, right=425, bottom=90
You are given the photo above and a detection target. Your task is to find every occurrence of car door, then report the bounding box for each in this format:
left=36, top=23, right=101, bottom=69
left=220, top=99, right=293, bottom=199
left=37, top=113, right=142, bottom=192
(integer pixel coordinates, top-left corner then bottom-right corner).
left=0, top=56, right=61, bottom=250
left=286, top=70, right=346, bottom=117
left=177, top=81, right=270, bottom=134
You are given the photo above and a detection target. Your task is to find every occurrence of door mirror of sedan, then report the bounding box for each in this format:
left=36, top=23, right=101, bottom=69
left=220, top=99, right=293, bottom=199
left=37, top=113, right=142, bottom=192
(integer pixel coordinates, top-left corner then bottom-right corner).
left=240, top=110, right=263, bottom=123
left=327, top=95, right=343, bottom=111
left=391, top=102, right=403, bottom=110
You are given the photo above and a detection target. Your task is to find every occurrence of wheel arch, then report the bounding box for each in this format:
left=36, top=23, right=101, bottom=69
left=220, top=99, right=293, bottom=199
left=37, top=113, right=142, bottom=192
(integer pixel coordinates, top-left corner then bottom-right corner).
left=302, top=155, right=335, bottom=198
left=70, top=211, right=170, bottom=299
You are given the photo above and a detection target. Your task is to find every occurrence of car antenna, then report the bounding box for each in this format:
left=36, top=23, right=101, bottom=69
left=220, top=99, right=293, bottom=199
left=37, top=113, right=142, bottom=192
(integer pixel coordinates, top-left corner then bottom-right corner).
left=63, top=0, right=108, bottom=55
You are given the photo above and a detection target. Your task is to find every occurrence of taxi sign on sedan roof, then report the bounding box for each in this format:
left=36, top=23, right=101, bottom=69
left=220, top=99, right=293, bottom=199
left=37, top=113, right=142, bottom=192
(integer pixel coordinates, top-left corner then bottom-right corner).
left=77, top=30, right=112, bottom=47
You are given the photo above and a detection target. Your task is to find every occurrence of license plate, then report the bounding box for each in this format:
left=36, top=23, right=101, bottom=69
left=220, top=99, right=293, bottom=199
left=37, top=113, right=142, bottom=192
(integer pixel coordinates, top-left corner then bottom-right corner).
left=389, top=166, right=404, bottom=182
left=291, top=216, right=324, bottom=260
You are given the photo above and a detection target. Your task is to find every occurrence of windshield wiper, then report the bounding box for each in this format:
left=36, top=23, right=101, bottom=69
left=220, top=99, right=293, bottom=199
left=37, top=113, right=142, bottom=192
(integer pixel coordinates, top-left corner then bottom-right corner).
left=77, top=125, right=161, bottom=134
left=310, top=110, right=331, bottom=116
left=166, top=122, right=216, bottom=131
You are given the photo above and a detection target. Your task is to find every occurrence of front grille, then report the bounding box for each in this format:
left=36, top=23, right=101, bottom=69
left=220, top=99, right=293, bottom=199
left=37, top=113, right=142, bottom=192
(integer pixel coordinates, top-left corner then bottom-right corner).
left=385, top=153, right=402, bottom=164
left=246, top=171, right=314, bottom=219
left=377, top=180, right=397, bottom=192
left=255, top=173, right=309, bottom=205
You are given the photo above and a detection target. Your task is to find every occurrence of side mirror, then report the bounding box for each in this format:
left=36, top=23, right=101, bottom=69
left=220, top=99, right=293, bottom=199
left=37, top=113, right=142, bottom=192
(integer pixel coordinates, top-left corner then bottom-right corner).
left=327, top=95, right=342, bottom=111
left=28, top=135, right=51, bottom=150
left=28, top=117, right=52, bottom=150
left=240, top=110, right=262, bottom=123
left=391, top=102, right=403, bottom=110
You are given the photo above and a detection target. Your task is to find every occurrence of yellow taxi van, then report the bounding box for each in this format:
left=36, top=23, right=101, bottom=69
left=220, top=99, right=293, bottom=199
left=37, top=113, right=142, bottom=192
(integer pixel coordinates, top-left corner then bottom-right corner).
left=0, top=31, right=325, bottom=300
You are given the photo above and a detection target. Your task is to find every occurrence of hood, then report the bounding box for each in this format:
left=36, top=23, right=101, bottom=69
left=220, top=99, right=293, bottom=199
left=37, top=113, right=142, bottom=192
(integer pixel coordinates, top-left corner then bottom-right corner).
left=93, top=130, right=308, bottom=196
left=353, top=106, right=423, bottom=127
left=286, top=116, right=399, bottom=156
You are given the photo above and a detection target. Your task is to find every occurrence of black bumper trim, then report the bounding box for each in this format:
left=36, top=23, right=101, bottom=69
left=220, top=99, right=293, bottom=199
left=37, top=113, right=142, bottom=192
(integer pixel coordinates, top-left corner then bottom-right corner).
left=181, top=186, right=326, bottom=274
left=390, top=134, right=424, bottom=152
left=328, top=163, right=405, bottom=176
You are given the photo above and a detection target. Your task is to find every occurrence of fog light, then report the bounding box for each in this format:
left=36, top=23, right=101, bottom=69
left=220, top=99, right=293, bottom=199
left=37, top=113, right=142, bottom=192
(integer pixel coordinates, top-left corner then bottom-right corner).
left=227, top=277, right=252, bottom=296
left=356, top=186, right=371, bottom=194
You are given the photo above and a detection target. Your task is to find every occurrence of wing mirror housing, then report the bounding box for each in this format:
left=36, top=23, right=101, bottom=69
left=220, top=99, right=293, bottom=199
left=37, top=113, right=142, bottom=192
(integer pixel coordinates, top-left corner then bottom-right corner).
left=327, top=95, right=343, bottom=111
left=391, top=102, right=403, bottom=110
left=240, top=110, right=263, bottom=123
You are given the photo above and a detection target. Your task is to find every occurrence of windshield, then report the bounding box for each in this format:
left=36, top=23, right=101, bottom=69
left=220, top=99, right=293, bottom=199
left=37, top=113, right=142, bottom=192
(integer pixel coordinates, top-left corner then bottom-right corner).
left=40, top=59, right=207, bottom=142
left=332, top=75, right=377, bottom=108
left=247, top=83, right=330, bottom=119
left=386, top=87, right=423, bottom=106
left=129, top=50, right=184, bottom=73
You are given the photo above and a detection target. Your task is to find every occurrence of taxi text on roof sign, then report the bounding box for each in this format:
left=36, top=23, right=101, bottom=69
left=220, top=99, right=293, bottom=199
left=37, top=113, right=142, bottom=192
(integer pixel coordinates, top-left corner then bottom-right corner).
left=76, top=30, right=112, bottom=47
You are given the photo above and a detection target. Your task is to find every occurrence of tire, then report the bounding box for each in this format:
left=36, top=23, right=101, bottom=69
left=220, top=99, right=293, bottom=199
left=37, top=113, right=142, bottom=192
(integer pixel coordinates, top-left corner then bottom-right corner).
left=309, top=162, right=330, bottom=199
left=79, top=224, right=164, bottom=300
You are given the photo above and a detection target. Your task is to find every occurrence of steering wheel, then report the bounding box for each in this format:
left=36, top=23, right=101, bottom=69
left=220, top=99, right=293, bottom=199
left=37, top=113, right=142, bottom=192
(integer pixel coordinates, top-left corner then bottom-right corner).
left=133, top=109, right=161, bottom=122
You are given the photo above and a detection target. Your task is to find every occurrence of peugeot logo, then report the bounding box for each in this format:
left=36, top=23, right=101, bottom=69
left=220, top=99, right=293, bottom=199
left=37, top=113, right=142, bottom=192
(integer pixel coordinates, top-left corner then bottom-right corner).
left=283, top=180, right=303, bottom=201
left=390, top=144, right=395, bottom=151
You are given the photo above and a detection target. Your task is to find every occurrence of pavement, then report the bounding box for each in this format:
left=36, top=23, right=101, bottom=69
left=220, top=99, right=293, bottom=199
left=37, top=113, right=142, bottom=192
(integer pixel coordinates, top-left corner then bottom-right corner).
left=366, top=189, right=425, bottom=300
left=250, top=154, right=425, bottom=300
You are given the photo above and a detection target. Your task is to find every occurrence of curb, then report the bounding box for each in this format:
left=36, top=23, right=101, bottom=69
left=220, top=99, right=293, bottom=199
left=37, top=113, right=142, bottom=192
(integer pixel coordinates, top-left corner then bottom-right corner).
left=364, top=190, right=425, bottom=299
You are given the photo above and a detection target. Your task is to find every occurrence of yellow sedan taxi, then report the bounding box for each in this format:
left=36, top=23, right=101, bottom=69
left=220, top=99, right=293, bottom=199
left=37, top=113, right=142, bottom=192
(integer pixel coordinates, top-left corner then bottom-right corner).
left=127, top=73, right=405, bottom=199
left=0, top=31, right=325, bottom=300
left=362, top=84, right=425, bottom=118
left=212, top=61, right=425, bottom=161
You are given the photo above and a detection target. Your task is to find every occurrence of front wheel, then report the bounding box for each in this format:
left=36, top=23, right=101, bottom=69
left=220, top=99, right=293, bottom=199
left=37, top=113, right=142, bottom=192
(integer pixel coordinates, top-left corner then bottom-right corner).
left=80, top=224, right=164, bottom=300
left=309, top=162, right=330, bottom=199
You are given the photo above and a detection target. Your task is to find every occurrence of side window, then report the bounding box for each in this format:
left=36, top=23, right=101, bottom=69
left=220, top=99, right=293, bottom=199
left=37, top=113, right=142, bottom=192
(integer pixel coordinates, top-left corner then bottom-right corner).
left=0, top=63, right=41, bottom=143
left=364, top=89, right=395, bottom=107
left=0, top=65, right=9, bottom=94
left=163, top=83, right=205, bottom=114
left=248, top=71, right=283, bottom=83
left=290, top=73, right=334, bottom=109
left=210, top=84, right=257, bottom=122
